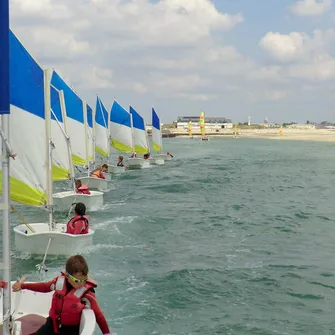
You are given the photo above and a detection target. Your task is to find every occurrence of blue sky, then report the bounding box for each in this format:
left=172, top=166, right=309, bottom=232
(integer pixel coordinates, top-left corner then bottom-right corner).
left=10, top=0, right=335, bottom=124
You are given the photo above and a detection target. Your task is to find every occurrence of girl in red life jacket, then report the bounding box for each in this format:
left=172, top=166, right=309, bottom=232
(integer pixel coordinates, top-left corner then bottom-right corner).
left=66, top=202, right=89, bottom=235
left=75, top=180, right=91, bottom=195
left=12, top=255, right=111, bottom=335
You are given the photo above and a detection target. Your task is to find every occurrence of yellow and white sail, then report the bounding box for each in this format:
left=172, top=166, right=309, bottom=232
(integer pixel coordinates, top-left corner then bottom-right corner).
left=199, top=112, right=206, bottom=138
left=188, top=121, right=192, bottom=137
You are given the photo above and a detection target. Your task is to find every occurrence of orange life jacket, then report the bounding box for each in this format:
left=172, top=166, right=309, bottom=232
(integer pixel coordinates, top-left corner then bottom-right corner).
left=66, top=215, right=89, bottom=234
left=92, top=170, right=105, bottom=179
left=49, top=272, right=97, bottom=333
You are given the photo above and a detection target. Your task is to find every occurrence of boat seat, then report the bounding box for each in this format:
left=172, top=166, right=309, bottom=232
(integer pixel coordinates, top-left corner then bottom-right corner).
left=16, top=314, right=46, bottom=335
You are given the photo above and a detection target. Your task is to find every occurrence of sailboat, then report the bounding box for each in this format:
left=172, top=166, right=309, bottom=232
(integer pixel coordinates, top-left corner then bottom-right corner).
left=199, top=111, right=209, bottom=141
left=0, top=10, right=96, bottom=331
left=150, top=107, right=167, bottom=163
left=109, top=100, right=149, bottom=169
left=51, top=71, right=104, bottom=211
left=95, top=96, right=125, bottom=174
left=79, top=103, right=109, bottom=189
left=8, top=32, right=94, bottom=255
left=129, top=106, right=151, bottom=168
left=188, top=120, right=193, bottom=139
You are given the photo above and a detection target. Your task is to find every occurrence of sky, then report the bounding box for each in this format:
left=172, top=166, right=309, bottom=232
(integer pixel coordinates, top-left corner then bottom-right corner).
left=9, top=0, right=335, bottom=124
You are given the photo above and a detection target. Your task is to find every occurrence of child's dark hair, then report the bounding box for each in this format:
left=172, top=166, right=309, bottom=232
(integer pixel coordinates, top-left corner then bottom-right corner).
left=74, top=202, right=86, bottom=216
left=66, top=255, right=88, bottom=276
left=102, top=164, right=108, bottom=168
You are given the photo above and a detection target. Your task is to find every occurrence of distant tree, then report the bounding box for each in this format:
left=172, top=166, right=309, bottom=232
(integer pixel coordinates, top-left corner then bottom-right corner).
left=306, top=120, right=310, bottom=124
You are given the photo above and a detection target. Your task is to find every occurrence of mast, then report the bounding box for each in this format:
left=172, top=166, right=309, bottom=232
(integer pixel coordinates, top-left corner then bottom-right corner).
left=1, top=1, right=13, bottom=332
left=44, top=69, right=54, bottom=230
left=92, top=100, right=96, bottom=167
left=107, top=100, right=112, bottom=162
left=83, top=100, right=90, bottom=175
left=59, top=90, right=76, bottom=192
left=130, top=111, right=135, bottom=154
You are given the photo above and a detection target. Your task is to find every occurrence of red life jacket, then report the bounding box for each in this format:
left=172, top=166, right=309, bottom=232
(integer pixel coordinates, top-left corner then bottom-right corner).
left=92, top=170, right=105, bottom=179
left=77, top=184, right=90, bottom=195
left=49, top=272, right=97, bottom=333
left=66, top=215, right=89, bottom=234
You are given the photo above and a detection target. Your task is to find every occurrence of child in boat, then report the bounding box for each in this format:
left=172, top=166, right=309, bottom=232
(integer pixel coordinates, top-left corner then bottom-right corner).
left=12, top=255, right=111, bottom=335
left=75, top=180, right=91, bottom=195
left=117, top=156, right=124, bottom=167
left=91, top=164, right=108, bottom=179
left=167, top=152, right=173, bottom=158
left=66, top=202, right=89, bottom=235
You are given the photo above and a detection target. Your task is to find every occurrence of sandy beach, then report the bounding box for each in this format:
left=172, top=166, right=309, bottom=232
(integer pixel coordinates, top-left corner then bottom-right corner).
left=239, top=128, right=335, bottom=142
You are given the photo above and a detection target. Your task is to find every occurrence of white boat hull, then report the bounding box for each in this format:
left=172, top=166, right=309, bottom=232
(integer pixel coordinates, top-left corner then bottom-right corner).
left=149, top=157, right=165, bottom=165
left=79, top=176, right=109, bottom=191
left=14, top=223, right=94, bottom=255
left=107, top=164, right=126, bottom=174
left=0, top=282, right=96, bottom=335
left=126, top=158, right=150, bottom=169
left=53, top=190, right=103, bottom=212
left=157, top=154, right=172, bottom=161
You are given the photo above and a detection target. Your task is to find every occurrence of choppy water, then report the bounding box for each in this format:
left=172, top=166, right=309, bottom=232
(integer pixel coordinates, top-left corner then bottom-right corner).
left=8, top=138, right=335, bottom=334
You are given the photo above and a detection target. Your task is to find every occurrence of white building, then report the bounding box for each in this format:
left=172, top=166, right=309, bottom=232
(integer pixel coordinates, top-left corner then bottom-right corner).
left=174, top=116, right=233, bottom=130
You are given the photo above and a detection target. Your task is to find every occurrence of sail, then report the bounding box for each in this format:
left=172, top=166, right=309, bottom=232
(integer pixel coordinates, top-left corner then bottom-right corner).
left=51, top=71, right=86, bottom=166
left=50, top=85, right=71, bottom=180
left=95, top=96, right=109, bottom=157
left=200, top=112, right=206, bottom=137
left=0, top=31, right=47, bottom=206
left=86, top=104, right=94, bottom=163
left=110, top=100, right=133, bottom=153
left=130, top=106, right=149, bottom=154
left=188, top=121, right=192, bottom=137
left=152, top=107, right=162, bottom=152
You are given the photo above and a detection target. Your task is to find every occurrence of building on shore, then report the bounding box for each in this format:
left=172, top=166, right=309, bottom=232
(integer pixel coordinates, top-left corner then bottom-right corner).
left=174, top=116, right=233, bottom=130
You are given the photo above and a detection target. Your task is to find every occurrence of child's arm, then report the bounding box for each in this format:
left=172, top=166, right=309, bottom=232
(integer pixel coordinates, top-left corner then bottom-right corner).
left=83, top=292, right=110, bottom=334
left=13, top=277, right=57, bottom=293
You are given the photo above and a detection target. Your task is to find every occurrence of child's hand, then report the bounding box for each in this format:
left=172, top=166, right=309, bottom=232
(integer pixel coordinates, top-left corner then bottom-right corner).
left=12, top=281, right=22, bottom=292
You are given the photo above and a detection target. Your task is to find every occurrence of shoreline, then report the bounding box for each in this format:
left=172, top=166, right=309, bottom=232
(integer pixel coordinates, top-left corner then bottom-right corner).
left=165, top=129, right=335, bottom=143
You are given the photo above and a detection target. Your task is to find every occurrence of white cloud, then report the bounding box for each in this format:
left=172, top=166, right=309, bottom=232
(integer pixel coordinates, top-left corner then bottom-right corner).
left=259, top=32, right=307, bottom=62
left=290, top=0, right=332, bottom=16
left=9, top=0, right=335, bottom=122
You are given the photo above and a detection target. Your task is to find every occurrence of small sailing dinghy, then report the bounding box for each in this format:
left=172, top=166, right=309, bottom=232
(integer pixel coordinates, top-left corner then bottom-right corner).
left=51, top=71, right=104, bottom=211
left=109, top=101, right=149, bottom=169
left=8, top=31, right=94, bottom=255
left=149, top=107, right=166, bottom=165
left=129, top=106, right=151, bottom=168
left=79, top=103, right=109, bottom=190
left=95, top=95, right=125, bottom=174
left=0, top=5, right=96, bottom=333
left=199, top=111, right=209, bottom=141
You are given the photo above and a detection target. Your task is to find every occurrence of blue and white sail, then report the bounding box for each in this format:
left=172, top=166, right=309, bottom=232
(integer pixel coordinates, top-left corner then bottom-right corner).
left=130, top=106, right=149, bottom=154
left=85, top=103, right=94, bottom=164
left=1, top=31, right=48, bottom=206
left=50, top=85, right=71, bottom=180
left=110, top=100, right=133, bottom=153
left=95, top=96, right=110, bottom=157
left=152, top=107, right=163, bottom=152
left=51, top=72, right=86, bottom=166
